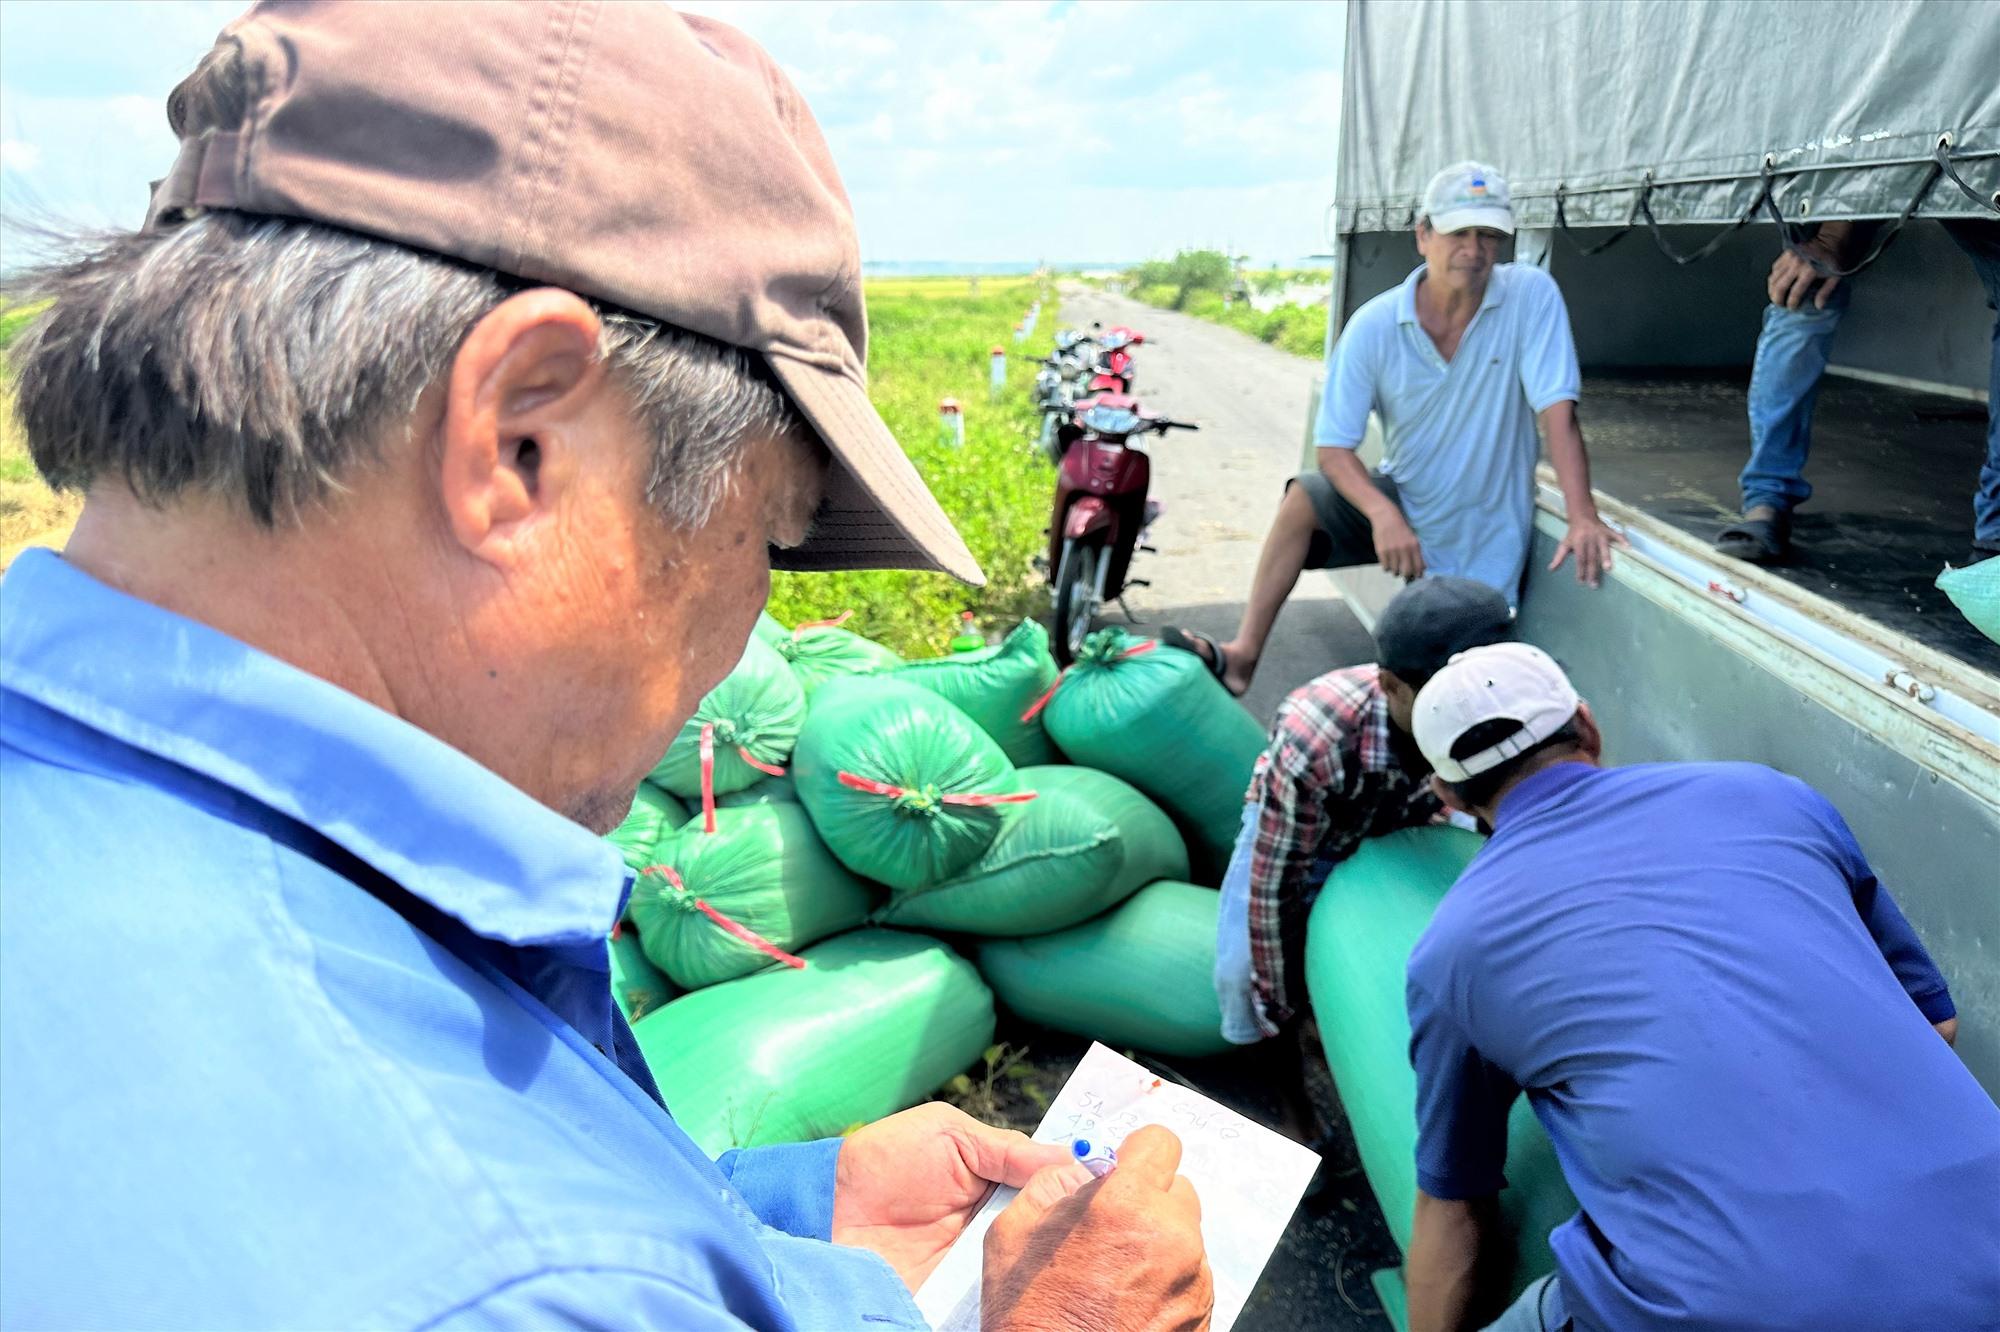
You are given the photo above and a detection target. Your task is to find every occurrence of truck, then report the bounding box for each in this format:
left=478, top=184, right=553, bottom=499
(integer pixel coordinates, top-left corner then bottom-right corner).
left=1311, top=0, right=1999, bottom=1320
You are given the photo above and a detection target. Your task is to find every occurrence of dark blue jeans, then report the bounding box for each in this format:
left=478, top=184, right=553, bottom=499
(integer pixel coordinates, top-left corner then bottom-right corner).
left=1741, top=225, right=2000, bottom=548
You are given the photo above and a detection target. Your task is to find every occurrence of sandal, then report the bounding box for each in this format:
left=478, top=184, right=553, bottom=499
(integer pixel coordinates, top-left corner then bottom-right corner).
left=1159, top=625, right=1245, bottom=697
left=1714, top=511, right=1790, bottom=564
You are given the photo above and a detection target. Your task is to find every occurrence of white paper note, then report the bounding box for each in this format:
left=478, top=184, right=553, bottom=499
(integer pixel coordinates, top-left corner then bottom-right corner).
left=913, top=1042, right=1321, bottom=1331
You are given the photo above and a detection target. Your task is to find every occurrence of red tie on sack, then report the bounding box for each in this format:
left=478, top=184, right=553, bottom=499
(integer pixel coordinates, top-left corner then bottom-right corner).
left=699, top=722, right=785, bottom=833
left=1019, top=637, right=1158, bottom=723
left=638, top=864, right=807, bottom=969
left=834, top=771, right=1038, bottom=807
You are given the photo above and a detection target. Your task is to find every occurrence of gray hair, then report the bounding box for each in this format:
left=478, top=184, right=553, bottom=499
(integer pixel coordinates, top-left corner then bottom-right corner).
left=6, top=210, right=794, bottom=529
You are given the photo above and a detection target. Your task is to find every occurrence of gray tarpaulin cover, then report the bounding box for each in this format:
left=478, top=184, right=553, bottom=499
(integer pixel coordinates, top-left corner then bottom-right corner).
left=1338, top=0, right=2000, bottom=233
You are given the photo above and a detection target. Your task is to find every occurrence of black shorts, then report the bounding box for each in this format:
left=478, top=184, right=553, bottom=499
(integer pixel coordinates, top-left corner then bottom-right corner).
left=1288, top=470, right=1403, bottom=570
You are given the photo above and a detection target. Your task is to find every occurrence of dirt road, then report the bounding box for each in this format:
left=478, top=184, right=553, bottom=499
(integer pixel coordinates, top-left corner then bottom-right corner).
left=1055, top=284, right=1373, bottom=723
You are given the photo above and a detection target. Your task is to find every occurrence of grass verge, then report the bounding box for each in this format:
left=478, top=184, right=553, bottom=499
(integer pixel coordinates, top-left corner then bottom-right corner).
left=0, top=282, right=1054, bottom=621
left=2, top=301, right=84, bottom=570
left=1130, top=281, right=1328, bottom=359
left=766, top=276, right=1054, bottom=655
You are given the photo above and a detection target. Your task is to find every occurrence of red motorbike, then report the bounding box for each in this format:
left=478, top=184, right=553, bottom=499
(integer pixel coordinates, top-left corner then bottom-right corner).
left=1086, top=325, right=1144, bottom=395
left=1046, top=394, right=1197, bottom=664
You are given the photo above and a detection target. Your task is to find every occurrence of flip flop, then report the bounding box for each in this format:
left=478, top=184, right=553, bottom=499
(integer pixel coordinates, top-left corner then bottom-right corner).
left=1160, top=625, right=1245, bottom=697
left=1714, top=513, right=1789, bottom=564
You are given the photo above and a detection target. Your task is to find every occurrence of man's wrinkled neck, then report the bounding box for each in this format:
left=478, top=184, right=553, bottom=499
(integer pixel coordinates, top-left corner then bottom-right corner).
left=63, top=484, right=408, bottom=722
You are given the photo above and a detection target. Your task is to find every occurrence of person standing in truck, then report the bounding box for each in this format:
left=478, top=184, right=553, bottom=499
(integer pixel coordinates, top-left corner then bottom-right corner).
left=1400, top=643, right=1998, bottom=1332
left=1715, top=220, right=2000, bottom=567
left=1161, top=161, right=1624, bottom=697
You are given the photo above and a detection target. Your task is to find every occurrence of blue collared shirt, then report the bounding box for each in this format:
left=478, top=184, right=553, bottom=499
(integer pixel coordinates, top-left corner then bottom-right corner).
left=1407, top=761, right=2000, bottom=1331
left=0, top=549, right=925, bottom=1330
left=1314, top=262, right=1581, bottom=603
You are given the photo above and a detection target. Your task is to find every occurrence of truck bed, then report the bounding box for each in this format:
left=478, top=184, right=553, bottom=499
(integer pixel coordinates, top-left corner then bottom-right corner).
left=1576, top=368, right=1997, bottom=672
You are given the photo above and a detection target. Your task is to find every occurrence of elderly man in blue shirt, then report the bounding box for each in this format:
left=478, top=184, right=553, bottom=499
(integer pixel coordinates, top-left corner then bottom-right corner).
left=1397, top=644, right=1999, bottom=1331
left=1165, top=163, right=1623, bottom=697
left=0, top=4, right=1211, bottom=1330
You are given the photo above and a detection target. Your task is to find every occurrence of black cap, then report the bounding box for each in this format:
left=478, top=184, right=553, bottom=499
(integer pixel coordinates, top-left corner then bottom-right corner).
left=1374, top=577, right=1516, bottom=687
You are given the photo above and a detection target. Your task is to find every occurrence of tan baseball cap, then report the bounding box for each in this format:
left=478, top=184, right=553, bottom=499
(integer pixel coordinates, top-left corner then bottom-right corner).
left=146, top=1, right=982, bottom=584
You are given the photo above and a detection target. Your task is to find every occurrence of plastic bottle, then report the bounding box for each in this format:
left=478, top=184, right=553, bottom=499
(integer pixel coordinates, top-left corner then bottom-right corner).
left=949, top=611, right=984, bottom=654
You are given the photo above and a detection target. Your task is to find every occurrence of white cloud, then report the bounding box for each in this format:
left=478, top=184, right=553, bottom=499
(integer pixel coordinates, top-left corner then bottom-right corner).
left=680, top=0, right=1345, bottom=263
left=0, top=0, right=1344, bottom=265
left=0, top=138, right=41, bottom=173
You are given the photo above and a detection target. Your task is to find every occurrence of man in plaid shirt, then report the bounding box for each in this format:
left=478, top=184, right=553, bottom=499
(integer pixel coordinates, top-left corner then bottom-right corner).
left=1215, top=577, right=1517, bottom=1047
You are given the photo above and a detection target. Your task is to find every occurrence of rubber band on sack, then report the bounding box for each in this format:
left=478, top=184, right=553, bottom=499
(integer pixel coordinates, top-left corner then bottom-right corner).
left=1019, top=637, right=1158, bottom=722
left=639, top=865, right=807, bottom=969
left=834, top=770, right=1038, bottom=807
left=738, top=751, right=786, bottom=778
left=699, top=724, right=719, bottom=832
left=700, top=725, right=787, bottom=813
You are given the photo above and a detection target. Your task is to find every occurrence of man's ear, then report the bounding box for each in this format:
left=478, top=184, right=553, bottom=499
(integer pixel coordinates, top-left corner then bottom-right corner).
left=437, top=289, right=606, bottom=562
left=1430, top=773, right=1470, bottom=815
left=1574, top=700, right=1604, bottom=762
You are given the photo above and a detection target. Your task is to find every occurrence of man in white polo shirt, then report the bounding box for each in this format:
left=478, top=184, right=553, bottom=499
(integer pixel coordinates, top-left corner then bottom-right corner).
left=1165, top=163, right=1623, bottom=697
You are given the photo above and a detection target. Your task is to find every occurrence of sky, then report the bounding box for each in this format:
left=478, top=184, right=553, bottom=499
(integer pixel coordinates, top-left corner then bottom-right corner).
left=0, top=0, right=1343, bottom=267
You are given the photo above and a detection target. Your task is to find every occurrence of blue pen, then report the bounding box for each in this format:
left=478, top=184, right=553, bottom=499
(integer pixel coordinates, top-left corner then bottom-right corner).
left=1072, top=1138, right=1117, bottom=1178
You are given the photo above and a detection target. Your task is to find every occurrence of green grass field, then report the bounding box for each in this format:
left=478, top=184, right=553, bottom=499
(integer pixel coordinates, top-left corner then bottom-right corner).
left=1, top=281, right=1052, bottom=631
left=1, top=300, right=84, bottom=569
left=1130, top=281, right=1328, bottom=359
left=767, top=277, right=1053, bottom=654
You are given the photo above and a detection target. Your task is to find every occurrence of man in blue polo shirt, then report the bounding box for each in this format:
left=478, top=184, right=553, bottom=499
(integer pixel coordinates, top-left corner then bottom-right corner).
left=0, top=5, right=1210, bottom=1330
left=1399, top=644, right=1999, bottom=1332
left=1165, top=162, right=1623, bottom=696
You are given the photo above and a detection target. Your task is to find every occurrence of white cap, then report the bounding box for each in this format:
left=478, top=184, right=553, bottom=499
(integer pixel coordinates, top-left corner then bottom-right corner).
left=1414, top=643, right=1579, bottom=782
left=1422, top=161, right=1515, bottom=236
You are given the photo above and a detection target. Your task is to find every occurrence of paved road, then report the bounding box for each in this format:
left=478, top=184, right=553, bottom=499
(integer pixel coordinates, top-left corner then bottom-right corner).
left=1056, top=283, right=1375, bottom=723
left=1049, top=286, right=1401, bottom=1329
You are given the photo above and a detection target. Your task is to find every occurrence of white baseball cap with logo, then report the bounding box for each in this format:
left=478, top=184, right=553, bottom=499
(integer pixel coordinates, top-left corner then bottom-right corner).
left=1422, top=161, right=1516, bottom=235
left=1414, top=643, right=1580, bottom=782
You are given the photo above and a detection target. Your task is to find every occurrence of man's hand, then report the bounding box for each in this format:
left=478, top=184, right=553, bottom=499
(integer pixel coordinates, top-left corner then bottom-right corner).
left=1767, top=222, right=1855, bottom=310
left=1935, top=1017, right=1959, bottom=1047
left=1548, top=509, right=1626, bottom=587
left=831, top=1102, right=1071, bottom=1292
left=1373, top=510, right=1427, bottom=580
left=983, top=1124, right=1213, bottom=1332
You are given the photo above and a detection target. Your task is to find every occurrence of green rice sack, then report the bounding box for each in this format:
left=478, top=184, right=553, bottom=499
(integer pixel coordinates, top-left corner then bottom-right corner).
left=635, top=928, right=995, bottom=1153
left=628, top=804, right=876, bottom=990
left=650, top=635, right=806, bottom=801
left=608, top=927, right=678, bottom=1024
left=975, top=879, right=1231, bottom=1058
left=891, top=619, right=1062, bottom=767
left=604, top=780, right=691, bottom=872
left=1039, top=629, right=1265, bottom=883
left=792, top=678, right=1027, bottom=892
left=1016, top=764, right=1190, bottom=902
left=1937, top=559, right=2000, bottom=646
left=1305, top=826, right=1575, bottom=1311
left=873, top=785, right=1126, bottom=937
left=713, top=773, right=800, bottom=808
left=774, top=620, right=903, bottom=697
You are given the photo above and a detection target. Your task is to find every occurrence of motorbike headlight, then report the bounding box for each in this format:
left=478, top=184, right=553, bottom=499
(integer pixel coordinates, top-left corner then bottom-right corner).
left=1080, top=406, right=1142, bottom=435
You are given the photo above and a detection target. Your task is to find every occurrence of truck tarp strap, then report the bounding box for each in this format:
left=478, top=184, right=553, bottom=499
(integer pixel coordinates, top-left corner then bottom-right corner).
left=1935, top=139, right=2000, bottom=216
left=1637, top=165, right=1774, bottom=266
left=1555, top=184, right=1636, bottom=256
left=1763, top=151, right=1946, bottom=280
